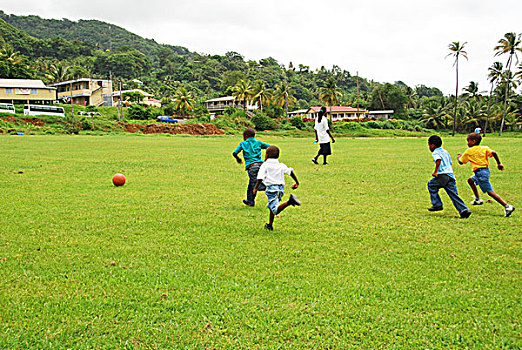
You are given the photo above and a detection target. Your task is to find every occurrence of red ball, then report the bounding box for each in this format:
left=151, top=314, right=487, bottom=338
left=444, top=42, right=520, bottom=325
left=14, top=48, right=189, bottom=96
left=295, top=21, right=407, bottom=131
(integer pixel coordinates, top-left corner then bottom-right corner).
left=112, top=173, right=126, bottom=186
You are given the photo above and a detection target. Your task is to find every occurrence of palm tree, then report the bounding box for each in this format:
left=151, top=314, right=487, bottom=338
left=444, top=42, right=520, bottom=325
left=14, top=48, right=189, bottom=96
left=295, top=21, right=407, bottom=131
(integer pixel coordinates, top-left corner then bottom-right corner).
left=446, top=41, right=468, bottom=136
left=0, top=43, right=23, bottom=77
left=273, top=82, right=296, bottom=121
left=232, top=79, right=254, bottom=114
left=485, top=62, right=503, bottom=133
left=252, top=80, right=271, bottom=113
left=173, top=87, right=196, bottom=117
left=421, top=97, right=451, bottom=130
left=462, top=81, right=479, bottom=100
left=45, top=64, right=72, bottom=83
left=319, top=76, right=343, bottom=114
left=494, top=32, right=522, bottom=136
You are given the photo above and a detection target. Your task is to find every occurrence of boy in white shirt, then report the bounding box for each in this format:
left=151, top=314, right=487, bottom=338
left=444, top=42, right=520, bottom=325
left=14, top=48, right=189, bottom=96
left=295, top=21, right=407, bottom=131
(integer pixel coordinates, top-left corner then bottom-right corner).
left=253, top=146, right=300, bottom=231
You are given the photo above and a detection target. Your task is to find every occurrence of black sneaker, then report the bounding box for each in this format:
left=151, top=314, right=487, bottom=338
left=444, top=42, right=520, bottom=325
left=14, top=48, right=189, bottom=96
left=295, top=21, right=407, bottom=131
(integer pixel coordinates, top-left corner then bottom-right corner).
left=243, top=200, right=255, bottom=207
left=428, top=206, right=443, bottom=212
left=288, top=194, right=301, bottom=206
left=460, top=210, right=472, bottom=219
left=323, top=162, right=328, bottom=165
left=264, top=223, right=273, bottom=231
left=312, top=158, right=318, bottom=165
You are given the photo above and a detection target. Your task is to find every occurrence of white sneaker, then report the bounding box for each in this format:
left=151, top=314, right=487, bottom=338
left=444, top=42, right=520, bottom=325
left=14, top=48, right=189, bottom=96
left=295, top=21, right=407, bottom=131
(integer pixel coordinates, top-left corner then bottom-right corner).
left=504, top=205, right=515, bottom=217
left=471, top=198, right=484, bottom=205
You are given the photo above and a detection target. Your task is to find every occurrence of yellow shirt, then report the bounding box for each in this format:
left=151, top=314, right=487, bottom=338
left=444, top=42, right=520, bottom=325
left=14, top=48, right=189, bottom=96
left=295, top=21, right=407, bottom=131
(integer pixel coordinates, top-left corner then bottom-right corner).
left=460, top=145, right=494, bottom=171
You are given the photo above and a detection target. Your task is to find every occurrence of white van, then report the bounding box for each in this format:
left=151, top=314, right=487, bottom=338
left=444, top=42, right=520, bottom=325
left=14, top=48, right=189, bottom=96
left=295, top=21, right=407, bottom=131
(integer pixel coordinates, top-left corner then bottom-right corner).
left=0, top=103, right=15, bottom=114
left=24, top=104, right=65, bottom=117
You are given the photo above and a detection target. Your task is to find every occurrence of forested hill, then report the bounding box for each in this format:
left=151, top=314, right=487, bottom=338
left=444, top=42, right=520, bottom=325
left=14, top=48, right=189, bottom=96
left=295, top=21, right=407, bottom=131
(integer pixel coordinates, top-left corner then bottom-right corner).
left=0, top=10, right=190, bottom=58
left=0, top=11, right=445, bottom=117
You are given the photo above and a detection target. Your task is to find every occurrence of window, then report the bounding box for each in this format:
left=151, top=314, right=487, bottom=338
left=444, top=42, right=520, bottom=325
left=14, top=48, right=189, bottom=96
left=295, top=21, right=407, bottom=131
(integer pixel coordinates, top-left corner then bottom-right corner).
left=5, top=88, right=13, bottom=94
left=31, top=89, right=38, bottom=94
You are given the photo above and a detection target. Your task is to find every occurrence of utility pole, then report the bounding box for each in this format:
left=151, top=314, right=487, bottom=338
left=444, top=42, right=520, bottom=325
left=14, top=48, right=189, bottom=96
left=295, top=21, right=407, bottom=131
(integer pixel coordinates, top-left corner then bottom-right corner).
left=356, top=71, right=360, bottom=117
left=70, top=82, right=74, bottom=117
left=119, top=81, right=123, bottom=121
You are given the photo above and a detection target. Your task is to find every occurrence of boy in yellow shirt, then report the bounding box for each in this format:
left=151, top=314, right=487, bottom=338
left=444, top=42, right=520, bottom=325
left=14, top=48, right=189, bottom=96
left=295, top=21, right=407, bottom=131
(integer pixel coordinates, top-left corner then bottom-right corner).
left=458, top=132, right=515, bottom=217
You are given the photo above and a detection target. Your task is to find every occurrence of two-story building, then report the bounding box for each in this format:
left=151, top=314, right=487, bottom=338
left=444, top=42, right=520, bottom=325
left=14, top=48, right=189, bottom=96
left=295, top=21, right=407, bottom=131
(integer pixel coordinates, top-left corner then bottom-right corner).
left=112, top=89, right=161, bottom=108
left=49, top=78, right=113, bottom=107
left=203, top=96, right=259, bottom=117
left=0, top=79, right=56, bottom=104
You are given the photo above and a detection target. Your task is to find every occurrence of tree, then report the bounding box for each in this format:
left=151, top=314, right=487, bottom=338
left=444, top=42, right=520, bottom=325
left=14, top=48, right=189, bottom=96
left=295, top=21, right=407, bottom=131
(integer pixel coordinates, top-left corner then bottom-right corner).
left=273, top=82, right=297, bottom=120
left=45, top=63, right=72, bottom=83
left=319, top=76, right=342, bottom=113
left=421, top=97, right=450, bottom=130
left=173, top=87, right=196, bottom=117
left=485, top=62, right=503, bottom=132
left=252, top=80, right=272, bottom=113
left=446, top=41, right=468, bottom=136
left=232, top=79, right=254, bottom=114
left=494, top=32, right=522, bottom=136
left=462, top=81, right=479, bottom=100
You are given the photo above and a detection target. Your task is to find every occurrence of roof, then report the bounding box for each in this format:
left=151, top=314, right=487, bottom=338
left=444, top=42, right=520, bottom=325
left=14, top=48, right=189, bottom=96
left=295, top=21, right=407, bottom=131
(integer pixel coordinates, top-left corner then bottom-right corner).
left=205, top=96, right=236, bottom=103
left=368, top=110, right=394, bottom=114
left=288, top=109, right=308, bottom=114
left=307, top=106, right=368, bottom=113
left=49, top=78, right=111, bottom=87
left=0, top=79, right=55, bottom=89
left=112, top=89, right=152, bottom=97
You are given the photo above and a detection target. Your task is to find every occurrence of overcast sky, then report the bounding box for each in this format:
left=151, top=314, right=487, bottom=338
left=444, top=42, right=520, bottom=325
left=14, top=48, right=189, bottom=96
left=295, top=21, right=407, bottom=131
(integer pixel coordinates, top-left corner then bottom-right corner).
left=1, top=0, right=521, bottom=95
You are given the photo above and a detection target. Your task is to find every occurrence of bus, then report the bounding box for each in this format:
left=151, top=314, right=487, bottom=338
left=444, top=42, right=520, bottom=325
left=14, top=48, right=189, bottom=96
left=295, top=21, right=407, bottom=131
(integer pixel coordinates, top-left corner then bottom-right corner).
left=24, top=104, right=65, bottom=117
left=0, top=103, right=15, bottom=114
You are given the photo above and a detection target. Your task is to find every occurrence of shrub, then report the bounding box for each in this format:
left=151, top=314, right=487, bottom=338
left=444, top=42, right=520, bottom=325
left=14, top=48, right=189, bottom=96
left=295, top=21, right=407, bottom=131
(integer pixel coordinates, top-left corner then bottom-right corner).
left=290, top=117, right=306, bottom=130
left=126, top=105, right=153, bottom=120
left=251, top=112, right=276, bottom=131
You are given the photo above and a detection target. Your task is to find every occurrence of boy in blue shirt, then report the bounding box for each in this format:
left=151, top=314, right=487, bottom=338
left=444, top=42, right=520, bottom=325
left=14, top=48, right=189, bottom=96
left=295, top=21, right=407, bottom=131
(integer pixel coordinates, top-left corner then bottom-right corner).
left=233, top=128, right=270, bottom=207
left=427, top=135, right=471, bottom=218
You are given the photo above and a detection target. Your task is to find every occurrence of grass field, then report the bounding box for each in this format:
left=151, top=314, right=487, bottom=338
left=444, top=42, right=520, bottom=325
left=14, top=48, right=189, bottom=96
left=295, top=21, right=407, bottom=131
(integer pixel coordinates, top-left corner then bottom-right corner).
left=0, top=134, right=520, bottom=349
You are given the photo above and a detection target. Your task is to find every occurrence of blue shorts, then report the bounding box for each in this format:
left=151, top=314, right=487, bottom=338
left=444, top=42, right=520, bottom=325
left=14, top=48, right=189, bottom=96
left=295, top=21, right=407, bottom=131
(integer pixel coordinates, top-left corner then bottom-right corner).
left=265, top=184, right=285, bottom=214
left=471, top=167, right=493, bottom=193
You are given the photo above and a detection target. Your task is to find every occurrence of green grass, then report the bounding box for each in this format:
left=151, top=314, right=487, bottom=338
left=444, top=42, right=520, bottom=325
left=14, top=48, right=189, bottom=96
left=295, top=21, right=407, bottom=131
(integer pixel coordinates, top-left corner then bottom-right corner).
left=0, top=134, right=520, bottom=349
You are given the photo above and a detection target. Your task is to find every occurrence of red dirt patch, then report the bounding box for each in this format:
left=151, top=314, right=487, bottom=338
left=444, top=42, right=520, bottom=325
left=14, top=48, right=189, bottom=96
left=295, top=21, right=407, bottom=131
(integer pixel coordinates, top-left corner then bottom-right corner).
left=22, top=118, right=45, bottom=126
left=120, top=123, right=224, bottom=135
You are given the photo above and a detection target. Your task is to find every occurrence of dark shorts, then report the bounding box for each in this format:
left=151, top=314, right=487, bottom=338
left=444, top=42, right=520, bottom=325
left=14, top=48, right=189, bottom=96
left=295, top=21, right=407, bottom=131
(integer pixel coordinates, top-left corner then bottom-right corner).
left=318, top=142, right=331, bottom=156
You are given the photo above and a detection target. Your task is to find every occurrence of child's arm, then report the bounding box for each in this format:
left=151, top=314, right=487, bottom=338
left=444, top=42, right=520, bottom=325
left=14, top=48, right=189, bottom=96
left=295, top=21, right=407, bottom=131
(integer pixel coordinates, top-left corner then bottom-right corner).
left=232, top=151, right=242, bottom=164
left=432, top=159, right=441, bottom=177
left=290, top=171, right=299, bottom=189
left=491, top=151, right=504, bottom=171
left=327, top=130, right=335, bottom=143
left=253, top=179, right=263, bottom=195
left=457, top=153, right=464, bottom=165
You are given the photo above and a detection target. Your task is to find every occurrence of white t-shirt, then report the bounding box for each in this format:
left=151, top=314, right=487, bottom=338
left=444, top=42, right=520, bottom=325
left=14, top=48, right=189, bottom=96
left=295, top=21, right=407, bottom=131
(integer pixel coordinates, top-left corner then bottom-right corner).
left=314, top=117, right=330, bottom=144
left=257, top=158, right=293, bottom=186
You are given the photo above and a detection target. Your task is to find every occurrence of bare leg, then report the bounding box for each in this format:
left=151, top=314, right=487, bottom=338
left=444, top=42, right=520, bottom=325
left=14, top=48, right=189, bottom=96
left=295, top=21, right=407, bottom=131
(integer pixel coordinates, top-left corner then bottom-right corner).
left=269, top=211, right=275, bottom=225
left=323, top=155, right=328, bottom=164
left=275, top=201, right=289, bottom=215
left=487, top=191, right=507, bottom=207
left=468, top=177, right=480, bottom=199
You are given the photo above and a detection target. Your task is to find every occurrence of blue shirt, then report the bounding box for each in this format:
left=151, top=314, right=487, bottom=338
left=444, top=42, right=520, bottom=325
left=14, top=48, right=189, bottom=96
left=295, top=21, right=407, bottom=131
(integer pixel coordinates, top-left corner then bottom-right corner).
left=432, top=147, right=455, bottom=178
left=233, top=137, right=270, bottom=169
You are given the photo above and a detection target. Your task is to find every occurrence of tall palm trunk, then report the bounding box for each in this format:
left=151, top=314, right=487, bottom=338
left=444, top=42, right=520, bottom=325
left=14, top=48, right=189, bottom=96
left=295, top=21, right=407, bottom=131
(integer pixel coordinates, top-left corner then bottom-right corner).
left=499, top=55, right=513, bottom=136
left=452, top=59, right=459, bottom=136
left=485, top=82, right=494, bottom=133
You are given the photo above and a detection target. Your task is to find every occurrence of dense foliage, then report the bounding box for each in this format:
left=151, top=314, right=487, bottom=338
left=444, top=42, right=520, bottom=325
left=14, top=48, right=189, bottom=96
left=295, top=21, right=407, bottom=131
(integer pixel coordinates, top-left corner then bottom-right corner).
left=1, top=11, right=521, bottom=133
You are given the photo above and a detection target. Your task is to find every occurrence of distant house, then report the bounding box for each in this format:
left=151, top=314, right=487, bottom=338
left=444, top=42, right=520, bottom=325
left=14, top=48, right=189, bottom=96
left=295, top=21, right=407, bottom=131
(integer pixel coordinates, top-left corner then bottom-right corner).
left=49, top=78, right=113, bottom=107
left=0, top=79, right=56, bottom=104
left=367, top=110, right=394, bottom=120
left=203, top=96, right=259, bottom=117
left=112, top=89, right=161, bottom=108
left=305, top=106, right=368, bottom=122
left=287, top=109, right=308, bottom=119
